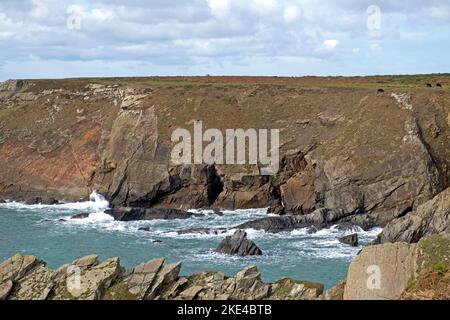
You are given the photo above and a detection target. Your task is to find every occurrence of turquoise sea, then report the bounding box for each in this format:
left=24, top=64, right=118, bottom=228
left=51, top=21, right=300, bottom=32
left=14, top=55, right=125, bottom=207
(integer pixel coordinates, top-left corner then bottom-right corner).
left=0, top=193, right=381, bottom=289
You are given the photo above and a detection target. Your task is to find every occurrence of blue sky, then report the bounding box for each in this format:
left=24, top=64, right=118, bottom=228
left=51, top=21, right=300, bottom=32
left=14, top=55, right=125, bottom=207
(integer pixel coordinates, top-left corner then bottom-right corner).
left=0, top=0, right=449, bottom=80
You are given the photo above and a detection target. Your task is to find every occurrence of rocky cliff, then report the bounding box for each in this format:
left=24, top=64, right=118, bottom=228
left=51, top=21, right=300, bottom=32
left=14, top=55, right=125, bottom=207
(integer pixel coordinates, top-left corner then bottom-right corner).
left=1, top=76, right=448, bottom=229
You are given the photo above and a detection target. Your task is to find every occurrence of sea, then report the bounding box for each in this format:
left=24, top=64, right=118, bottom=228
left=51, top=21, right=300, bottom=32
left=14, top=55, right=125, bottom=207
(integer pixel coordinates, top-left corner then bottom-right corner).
left=0, top=192, right=381, bottom=289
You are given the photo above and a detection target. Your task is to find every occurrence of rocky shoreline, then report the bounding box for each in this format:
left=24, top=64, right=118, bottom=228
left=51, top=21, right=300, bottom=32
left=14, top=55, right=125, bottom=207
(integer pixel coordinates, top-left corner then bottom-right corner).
left=1, top=232, right=448, bottom=300
left=1, top=76, right=449, bottom=300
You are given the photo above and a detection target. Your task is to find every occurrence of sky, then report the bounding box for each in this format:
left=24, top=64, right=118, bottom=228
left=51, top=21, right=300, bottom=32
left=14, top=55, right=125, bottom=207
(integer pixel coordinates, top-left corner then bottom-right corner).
left=0, top=0, right=449, bottom=80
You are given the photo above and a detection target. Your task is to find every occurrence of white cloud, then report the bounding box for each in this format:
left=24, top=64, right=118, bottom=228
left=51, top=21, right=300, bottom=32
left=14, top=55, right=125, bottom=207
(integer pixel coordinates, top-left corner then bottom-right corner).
left=91, top=8, right=115, bottom=22
left=207, top=0, right=230, bottom=19
left=0, top=0, right=449, bottom=79
left=251, top=0, right=278, bottom=15
left=283, top=5, right=300, bottom=23
left=323, top=39, right=339, bottom=49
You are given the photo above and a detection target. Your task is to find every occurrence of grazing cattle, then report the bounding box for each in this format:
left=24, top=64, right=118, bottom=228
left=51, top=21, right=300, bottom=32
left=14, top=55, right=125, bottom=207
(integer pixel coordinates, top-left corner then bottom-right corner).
left=426, top=83, right=432, bottom=87
left=377, top=88, right=384, bottom=94
left=437, top=83, right=442, bottom=88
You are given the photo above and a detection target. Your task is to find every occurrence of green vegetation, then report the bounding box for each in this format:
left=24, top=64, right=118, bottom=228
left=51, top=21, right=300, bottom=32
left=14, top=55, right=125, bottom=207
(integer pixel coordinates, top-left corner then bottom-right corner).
left=432, top=261, right=448, bottom=275
left=417, top=234, right=450, bottom=273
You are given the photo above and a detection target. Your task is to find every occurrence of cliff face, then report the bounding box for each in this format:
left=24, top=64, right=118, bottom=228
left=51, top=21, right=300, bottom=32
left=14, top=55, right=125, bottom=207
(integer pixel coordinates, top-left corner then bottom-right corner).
left=0, top=76, right=449, bottom=227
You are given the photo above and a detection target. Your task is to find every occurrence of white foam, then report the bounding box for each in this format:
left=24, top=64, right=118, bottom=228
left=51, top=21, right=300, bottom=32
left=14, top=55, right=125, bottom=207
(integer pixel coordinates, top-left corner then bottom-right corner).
left=0, top=191, right=109, bottom=212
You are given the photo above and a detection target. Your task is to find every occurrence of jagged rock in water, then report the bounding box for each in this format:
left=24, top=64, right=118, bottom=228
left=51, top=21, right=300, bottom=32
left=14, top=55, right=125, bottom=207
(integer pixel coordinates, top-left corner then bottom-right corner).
left=105, top=207, right=200, bottom=221
left=338, top=234, right=358, bottom=247
left=215, top=230, right=262, bottom=256
left=375, top=188, right=450, bottom=244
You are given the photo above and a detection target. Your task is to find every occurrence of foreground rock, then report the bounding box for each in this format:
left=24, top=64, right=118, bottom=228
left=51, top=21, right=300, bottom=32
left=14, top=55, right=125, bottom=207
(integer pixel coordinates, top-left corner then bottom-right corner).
left=215, top=230, right=262, bottom=256
left=105, top=207, right=201, bottom=221
left=343, top=233, right=450, bottom=300
left=338, top=234, right=358, bottom=247
left=375, top=188, right=450, bottom=244
left=0, top=254, right=323, bottom=300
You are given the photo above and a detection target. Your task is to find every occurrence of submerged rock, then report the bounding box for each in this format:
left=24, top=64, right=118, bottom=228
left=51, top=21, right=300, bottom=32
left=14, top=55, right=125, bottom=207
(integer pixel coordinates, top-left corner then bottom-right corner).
left=176, top=227, right=227, bottom=235
left=105, top=207, right=200, bottom=221
left=138, top=226, right=151, bottom=232
left=215, top=230, right=262, bottom=256
left=338, top=234, right=358, bottom=247
left=71, top=213, right=90, bottom=219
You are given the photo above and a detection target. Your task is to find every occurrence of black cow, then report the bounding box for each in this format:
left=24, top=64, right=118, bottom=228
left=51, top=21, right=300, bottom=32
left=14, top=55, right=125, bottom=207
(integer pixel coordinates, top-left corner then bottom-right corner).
left=377, top=88, right=384, bottom=94
left=437, top=83, right=442, bottom=88
left=426, top=83, right=433, bottom=87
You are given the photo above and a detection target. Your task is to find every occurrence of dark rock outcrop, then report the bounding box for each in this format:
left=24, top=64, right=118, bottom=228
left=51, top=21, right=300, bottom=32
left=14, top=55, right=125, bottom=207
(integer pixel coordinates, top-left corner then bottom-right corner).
left=267, top=203, right=285, bottom=215
left=236, top=208, right=361, bottom=233
left=338, top=234, right=358, bottom=247
left=25, top=197, right=59, bottom=205
left=105, top=207, right=200, bottom=221
left=215, top=230, right=262, bottom=256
